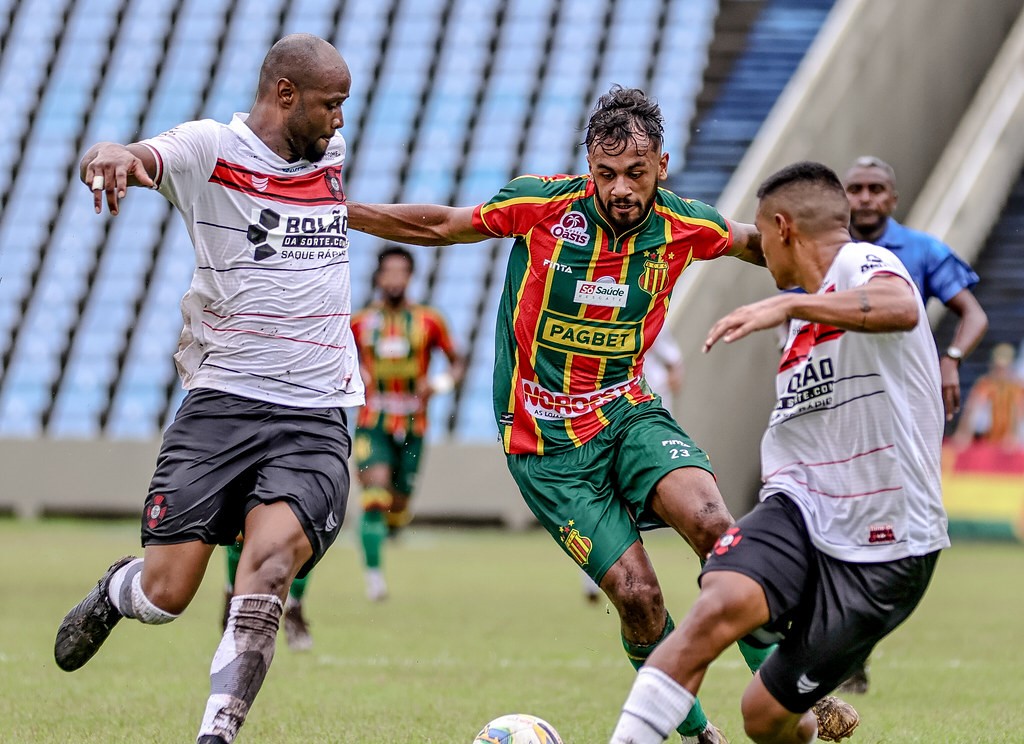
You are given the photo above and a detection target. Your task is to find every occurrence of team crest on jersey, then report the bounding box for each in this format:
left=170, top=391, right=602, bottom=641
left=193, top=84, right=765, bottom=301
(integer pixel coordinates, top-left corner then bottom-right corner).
left=551, top=212, right=590, bottom=246
left=324, top=166, right=345, bottom=202
left=638, top=248, right=670, bottom=296
left=558, top=519, right=593, bottom=566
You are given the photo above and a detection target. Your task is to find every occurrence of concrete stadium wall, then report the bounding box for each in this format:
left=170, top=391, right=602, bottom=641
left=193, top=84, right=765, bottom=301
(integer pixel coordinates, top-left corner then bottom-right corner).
left=0, top=437, right=535, bottom=527
left=4, top=0, right=1023, bottom=525
left=667, top=0, right=1024, bottom=516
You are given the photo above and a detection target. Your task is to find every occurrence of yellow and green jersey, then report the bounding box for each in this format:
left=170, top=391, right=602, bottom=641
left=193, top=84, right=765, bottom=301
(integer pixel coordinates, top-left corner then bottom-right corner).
left=351, top=302, right=456, bottom=437
left=472, top=174, right=732, bottom=456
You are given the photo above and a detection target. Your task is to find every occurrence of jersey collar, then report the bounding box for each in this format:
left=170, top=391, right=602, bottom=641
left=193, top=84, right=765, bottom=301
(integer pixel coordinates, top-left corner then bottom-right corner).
left=229, top=113, right=317, bottom=173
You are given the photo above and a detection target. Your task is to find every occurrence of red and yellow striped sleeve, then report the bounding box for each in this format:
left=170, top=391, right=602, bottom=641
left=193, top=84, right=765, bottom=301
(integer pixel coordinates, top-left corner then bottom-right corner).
left=472, top=174, right=589, bottom=239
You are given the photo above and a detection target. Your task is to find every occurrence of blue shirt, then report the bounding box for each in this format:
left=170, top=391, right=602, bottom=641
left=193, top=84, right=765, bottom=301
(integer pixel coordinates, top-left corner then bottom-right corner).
left=866, top=218, right=979, bottom=304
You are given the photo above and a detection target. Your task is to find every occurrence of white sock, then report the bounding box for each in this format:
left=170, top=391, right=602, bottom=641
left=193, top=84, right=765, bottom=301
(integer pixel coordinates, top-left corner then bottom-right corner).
left=107, top=558, right=143, bottom=608
left=198, top=594, right=282, bottom=743
left=610, top=667, right=696, bottom=744
left=107, top=559, right=177, bottom=624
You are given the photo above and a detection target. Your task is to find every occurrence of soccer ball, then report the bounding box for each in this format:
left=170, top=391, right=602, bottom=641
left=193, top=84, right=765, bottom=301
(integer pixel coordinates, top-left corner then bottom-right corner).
left=472, top=713, right=564, bottom=744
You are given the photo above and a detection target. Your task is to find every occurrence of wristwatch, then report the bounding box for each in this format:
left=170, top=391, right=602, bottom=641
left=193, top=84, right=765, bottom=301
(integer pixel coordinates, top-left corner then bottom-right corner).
left=945, top=346, right=964, bottom=362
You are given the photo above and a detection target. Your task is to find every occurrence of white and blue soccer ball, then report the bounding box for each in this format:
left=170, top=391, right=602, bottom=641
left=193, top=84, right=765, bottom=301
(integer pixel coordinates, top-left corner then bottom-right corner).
left=472, top=713, right=564, bottom=744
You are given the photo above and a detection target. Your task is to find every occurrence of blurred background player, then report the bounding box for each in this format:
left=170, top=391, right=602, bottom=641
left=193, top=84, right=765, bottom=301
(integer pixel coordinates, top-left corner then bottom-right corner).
left=351, top=245, right=464, bottom=601
left=644, top=332, right=686, bottom=417
left=844, top=156, right=988, bottom=422
left=953, top=342, right=1024, bottom=450
left=840, top=155, right=988, bottom=694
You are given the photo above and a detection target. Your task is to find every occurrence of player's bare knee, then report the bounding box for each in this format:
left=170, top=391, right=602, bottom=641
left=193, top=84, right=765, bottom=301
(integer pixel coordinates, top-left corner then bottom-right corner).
left=740, top=702, right=782, bottom=743
left=139, top=573, right=193, bottom=615
left=604, top=571, right=664, bottom=631
left=691, top=505, right=734, bottom=556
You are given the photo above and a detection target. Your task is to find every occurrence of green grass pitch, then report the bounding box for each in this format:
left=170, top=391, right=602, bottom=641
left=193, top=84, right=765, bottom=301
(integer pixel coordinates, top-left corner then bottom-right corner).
left=2, top=518, right=1022, bottom=742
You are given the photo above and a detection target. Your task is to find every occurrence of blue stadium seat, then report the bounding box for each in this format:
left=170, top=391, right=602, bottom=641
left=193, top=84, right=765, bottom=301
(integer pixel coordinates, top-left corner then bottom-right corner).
left=0, top=0, right=740, bottom=442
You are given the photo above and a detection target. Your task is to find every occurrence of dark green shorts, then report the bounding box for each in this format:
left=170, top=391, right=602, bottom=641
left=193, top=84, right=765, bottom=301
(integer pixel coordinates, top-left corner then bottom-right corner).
left=354, top=422, right=425, bottom=496
left=506, top=399, right=714, bottom=583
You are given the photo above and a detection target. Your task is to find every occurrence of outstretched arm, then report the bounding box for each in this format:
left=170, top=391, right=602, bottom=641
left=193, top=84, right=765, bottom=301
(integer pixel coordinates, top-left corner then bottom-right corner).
left=704, top=273, right=917, bottom=352
left=347, top=202, right=490, bottom=246
left=80, top=142, right=157, bottom=215
left=725, top=220, right=765, bottom=266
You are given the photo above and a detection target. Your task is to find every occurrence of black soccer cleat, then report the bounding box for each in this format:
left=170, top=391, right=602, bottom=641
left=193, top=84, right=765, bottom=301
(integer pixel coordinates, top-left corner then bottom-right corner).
left=54, top=555, right=137, bottom=671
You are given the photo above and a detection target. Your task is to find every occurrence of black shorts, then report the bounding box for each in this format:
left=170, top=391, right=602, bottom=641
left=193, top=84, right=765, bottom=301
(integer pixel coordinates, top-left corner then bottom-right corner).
left=701, top=493, right=940, bottom=713
left=141, top=388, right=352, bottom=577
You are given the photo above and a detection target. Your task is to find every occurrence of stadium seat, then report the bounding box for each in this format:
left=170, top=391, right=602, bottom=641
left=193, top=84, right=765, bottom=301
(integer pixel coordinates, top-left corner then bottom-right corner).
left=0, top=0, right=742, bottom=442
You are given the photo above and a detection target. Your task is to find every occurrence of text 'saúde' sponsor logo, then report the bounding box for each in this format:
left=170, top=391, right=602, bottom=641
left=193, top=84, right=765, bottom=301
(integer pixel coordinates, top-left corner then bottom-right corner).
left=574, top=277, right=629, bottom=307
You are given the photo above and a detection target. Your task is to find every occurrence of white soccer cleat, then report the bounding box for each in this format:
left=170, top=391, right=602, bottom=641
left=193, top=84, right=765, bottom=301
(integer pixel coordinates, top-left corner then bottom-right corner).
left=365, top=569, right=388, bottom=602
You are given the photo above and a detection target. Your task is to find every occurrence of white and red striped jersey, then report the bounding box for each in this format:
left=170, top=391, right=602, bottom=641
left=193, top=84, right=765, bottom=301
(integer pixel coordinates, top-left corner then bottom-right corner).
left=140, top=114, right=363, bottom=409
left=760, top=242, right=949, bottom=562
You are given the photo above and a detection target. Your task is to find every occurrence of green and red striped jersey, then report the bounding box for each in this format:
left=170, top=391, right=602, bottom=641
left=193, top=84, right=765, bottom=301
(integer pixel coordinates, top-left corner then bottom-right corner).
left=351, top=302, right=456, bottom=437
left=472, top=174, right=733, bottom=455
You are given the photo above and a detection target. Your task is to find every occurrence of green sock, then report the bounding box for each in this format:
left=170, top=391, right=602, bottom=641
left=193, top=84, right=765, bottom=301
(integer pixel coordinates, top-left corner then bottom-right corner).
left=698, top=557, right=777, bottom=674
left=621, top=613, right=709, bottom=737
left=738, top=636, right=774, bottom=673
left=289, top=572, right=309, bottom=602
left=224, top=541, right=242, bottom=589
left=360, top=508, right=387, bottom=569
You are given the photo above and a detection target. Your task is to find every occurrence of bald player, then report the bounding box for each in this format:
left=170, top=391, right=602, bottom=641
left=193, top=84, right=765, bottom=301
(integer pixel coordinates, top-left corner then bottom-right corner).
left=610, top=161, right=947, bottom=744
left=55, top=34, right=359, bottom=744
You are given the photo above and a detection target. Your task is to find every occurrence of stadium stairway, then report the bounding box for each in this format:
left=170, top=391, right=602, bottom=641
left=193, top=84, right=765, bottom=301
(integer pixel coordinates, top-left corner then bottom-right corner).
left=935, top=162, right=1024, bottom=429
left=668, top=0, right=837, bottom=205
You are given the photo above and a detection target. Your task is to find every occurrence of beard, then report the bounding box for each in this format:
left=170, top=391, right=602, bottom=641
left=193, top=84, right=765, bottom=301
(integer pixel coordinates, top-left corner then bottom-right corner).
left=304, top=137, right=329, bottom=163
left=598, top=190, right=656, bottom=232
left=850, top=210, right=884, bottom=235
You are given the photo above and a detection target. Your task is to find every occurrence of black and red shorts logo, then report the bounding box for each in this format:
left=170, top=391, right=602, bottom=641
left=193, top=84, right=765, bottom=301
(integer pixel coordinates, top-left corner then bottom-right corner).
left=712, top=526, right=743, bottom=556
left=146, top=494, right=168, bottom=529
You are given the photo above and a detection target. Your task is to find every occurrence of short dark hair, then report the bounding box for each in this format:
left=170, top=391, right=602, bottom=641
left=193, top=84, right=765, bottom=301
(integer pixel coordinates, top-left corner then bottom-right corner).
left=585, top=85, right=664, bottom=156
left=757, top=161, right=845, bottom=200
left=848, top=155, right=897, bottom=184
left=374, top=244, right=415, bottom=277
